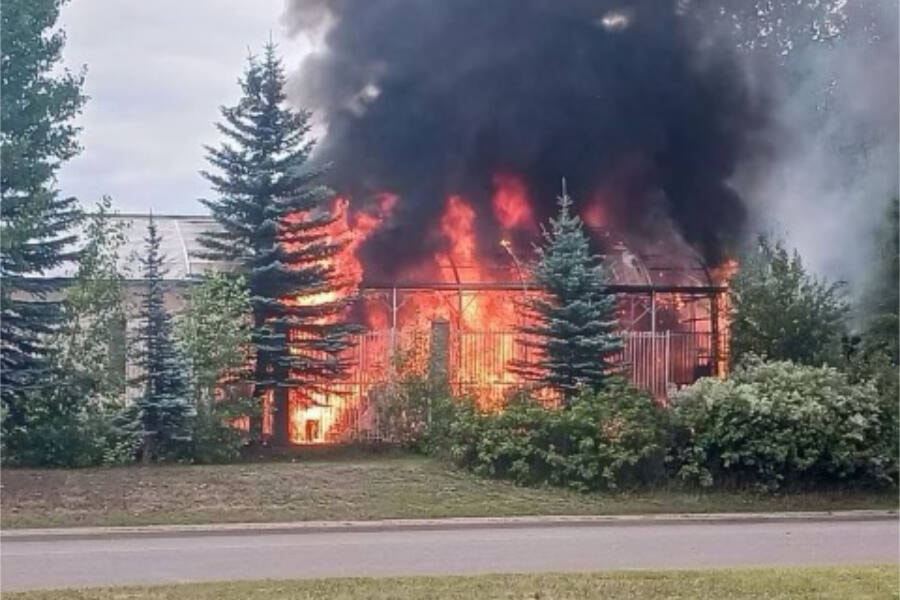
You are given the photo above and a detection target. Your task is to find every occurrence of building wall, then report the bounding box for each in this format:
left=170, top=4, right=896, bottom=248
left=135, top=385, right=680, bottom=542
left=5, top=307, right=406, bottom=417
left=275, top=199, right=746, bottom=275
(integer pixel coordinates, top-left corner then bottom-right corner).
left=11, top=282, right=190, bottom=404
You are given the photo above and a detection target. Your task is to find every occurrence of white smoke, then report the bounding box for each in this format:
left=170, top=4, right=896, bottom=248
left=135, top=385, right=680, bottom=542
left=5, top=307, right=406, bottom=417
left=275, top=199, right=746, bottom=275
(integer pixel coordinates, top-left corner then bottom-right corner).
left=734, top=0, right=898, bottom=299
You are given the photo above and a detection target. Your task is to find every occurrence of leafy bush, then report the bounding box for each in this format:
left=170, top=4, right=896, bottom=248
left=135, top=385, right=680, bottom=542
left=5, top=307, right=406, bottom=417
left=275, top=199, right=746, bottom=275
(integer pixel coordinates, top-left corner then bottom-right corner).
left=186, top=393, right=256, bottom=464
left=3, top=404, right=135, bottom=468
left=843, top=346, right=899, bottom=475
left=367, top=370, right=462, bottom=454
left=670, top=358, right=898, bottom=490
left=445, top=386, right=669, bottom=491
left=729, top=236, right=848, bottom=367
left=176, top=272, right=252, bottom=405
left=113, top=390, right=254, bottom=465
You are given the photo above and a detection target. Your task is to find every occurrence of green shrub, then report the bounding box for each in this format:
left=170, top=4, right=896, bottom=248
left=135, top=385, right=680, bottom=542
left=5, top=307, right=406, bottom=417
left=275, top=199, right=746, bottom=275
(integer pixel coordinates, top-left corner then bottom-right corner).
left=670, top=358, right=898, bottom=490
left=3, top=405, right=135, bottom=467
left=368, top=371, right=464, bottom=454
left=186, top=394, right=256, bottom=464
left=729, top=236, right=848, bottom=367
left=445, top=386, right=669, bottom=491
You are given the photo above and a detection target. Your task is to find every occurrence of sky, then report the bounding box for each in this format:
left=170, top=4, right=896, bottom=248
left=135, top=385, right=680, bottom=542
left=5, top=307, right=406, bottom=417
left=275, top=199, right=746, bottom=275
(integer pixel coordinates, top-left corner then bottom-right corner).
left=57, top=0, right=313, bottom=215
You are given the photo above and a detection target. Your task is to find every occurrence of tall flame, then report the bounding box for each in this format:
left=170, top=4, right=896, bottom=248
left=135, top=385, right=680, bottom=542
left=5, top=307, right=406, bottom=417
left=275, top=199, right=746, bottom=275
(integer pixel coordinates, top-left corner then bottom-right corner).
left=281, top=194, right=399, bottom=442
left=272, top=171, right=734, bottom=442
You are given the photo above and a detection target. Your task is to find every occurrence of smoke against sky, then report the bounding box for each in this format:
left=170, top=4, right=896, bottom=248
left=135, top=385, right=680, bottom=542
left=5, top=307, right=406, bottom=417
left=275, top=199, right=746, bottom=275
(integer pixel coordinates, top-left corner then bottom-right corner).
left=55, top=0, right=898, bottom=292
left=283, top=0, right=769, bottom=281
left=721, top=0, right=899, bottom=295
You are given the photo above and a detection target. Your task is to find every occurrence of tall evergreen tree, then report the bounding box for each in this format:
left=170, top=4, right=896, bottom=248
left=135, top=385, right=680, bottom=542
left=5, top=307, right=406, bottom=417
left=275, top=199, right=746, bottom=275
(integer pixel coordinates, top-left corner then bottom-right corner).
left=129, top=215, right=194, bottom=462
left=511, top=182, right=623, bottom=403
left=198, top=43, right=359, bottom=445
left=1, top=0, right=86, bottom=430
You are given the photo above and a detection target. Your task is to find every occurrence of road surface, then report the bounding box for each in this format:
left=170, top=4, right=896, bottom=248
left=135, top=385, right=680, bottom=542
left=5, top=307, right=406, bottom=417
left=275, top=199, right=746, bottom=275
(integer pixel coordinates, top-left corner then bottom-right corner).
left=2, top=518, right=897, bottom=591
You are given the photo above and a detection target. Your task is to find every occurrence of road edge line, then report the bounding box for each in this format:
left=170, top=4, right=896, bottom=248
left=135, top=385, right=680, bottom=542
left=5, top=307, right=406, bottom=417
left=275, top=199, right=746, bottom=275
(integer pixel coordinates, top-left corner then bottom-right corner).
left=2, top=510, right=897, bottom=542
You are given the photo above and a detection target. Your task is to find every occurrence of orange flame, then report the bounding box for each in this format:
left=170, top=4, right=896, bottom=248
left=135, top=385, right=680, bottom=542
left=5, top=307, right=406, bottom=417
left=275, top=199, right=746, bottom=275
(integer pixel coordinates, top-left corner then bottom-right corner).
left=711, top=258, right=739, bottom=287
left=271, top=172, right=731, bottom=442
left=436, top=195, right=485, bottom=318
left=711, top=257, right=738, bottom=376
left=280, top=195, right=401, bottom=443
left=492, top=173, right=535, bottom=231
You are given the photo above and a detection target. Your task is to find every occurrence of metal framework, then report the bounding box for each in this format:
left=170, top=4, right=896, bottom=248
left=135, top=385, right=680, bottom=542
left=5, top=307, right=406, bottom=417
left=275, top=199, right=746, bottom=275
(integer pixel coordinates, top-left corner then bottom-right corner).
left=283, top=281, right=729, bottom=444
left=358, top=282, right=728, bottom=373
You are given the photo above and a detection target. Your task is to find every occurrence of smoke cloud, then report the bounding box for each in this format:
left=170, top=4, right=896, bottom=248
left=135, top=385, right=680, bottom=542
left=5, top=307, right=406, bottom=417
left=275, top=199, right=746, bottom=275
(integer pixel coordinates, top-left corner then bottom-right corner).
left=282, top=0, right=768, bottom=282
left=723, top=0, right=899, bottom=298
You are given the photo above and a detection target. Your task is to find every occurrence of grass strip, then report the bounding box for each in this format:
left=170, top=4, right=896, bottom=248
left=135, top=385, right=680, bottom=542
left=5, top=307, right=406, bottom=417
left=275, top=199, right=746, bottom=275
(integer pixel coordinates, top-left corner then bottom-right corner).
left=6, top=566, right=898, bottom=600
left=3, top=457, right=896, bottom=529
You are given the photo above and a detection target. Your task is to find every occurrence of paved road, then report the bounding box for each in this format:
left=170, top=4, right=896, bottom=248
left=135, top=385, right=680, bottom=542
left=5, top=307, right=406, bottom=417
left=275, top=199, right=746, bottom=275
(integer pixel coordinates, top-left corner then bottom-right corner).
left=2, top=519, right=897, bottom=591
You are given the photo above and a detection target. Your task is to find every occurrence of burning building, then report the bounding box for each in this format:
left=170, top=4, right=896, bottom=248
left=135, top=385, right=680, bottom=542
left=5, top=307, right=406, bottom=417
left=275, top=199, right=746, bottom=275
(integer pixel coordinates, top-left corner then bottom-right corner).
left=33, top=2, right=764, bottom=445
left=275, top=180, right=734, bottom=444
left=274, top=0, right=759, bottom=443
left=40, top=201, right=731, bottom=447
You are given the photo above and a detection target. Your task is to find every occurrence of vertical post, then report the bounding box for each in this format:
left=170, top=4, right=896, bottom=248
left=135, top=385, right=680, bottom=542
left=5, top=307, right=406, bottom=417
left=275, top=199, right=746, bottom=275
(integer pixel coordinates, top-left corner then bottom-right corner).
left=389, top=286, right=398, bottom=376
left=429, top=319, right=450, bottom=422
left=271, top=387, right=291, bottom=447
left=456, top=290, right=464, bottom=393
left=429, top=319, right=450, bottom=385
left=650, top=290, right=657, bottom=398
left=665, top=330, right=671, bottom=396
left=711, top=290, right=721, bottom=377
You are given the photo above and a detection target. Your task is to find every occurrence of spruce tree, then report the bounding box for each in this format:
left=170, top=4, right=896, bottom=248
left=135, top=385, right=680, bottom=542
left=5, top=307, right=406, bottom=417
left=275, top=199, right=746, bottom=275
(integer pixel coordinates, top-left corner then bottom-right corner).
left=1, top=0, right=86, bottom=430
left=129, top=215, right=194, bottom=462
left=512, top=182, right=623, bottom=403
left=198, top=43, right=359, bottom=445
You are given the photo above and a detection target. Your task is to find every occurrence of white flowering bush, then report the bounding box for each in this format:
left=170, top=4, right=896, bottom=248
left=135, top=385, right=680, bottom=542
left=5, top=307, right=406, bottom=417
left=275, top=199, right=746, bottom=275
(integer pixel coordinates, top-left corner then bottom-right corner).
left=669, top=357, right=898, bottom=490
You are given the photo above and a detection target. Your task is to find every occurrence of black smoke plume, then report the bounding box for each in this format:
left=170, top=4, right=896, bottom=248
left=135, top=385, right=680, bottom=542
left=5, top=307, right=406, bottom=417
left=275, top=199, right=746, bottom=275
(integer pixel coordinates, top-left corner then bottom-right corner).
left=284, top=0, right=767, bottom=281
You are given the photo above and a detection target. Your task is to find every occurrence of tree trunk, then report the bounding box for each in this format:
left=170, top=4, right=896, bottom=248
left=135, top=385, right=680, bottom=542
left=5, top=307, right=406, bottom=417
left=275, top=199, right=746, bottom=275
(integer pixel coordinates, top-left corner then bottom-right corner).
left=249, top=378, right=266, bottom=442
left=141, top=433, right=154, bottom=465
left=270, top=386, right=291, bottom=446
left=249, top=310, right=269, bottom=442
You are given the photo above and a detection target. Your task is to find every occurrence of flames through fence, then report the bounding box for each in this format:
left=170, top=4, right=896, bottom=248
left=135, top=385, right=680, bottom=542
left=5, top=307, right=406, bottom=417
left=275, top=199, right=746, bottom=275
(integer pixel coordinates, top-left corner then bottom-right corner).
left=283, top=284, right=728, bottom=445
left=254, top=176, right=737, bottom=445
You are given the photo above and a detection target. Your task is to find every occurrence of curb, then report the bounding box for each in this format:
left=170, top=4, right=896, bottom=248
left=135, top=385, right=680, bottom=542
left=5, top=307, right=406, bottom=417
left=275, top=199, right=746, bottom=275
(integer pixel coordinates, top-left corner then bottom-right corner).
left=2, top=510, right=896, bottom=542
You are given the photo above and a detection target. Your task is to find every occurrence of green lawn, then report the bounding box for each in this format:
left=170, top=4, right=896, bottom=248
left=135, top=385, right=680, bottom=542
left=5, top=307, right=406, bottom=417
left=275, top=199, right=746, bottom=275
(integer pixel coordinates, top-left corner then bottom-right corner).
left=6, top=566, right=898, bottom=599
left=1, top=456, right=896, bottom=529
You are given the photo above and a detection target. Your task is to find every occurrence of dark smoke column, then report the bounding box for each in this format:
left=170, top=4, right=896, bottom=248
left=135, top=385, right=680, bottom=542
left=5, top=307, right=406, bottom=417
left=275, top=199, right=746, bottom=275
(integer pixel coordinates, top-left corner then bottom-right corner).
left=283, top=0, right=766, bottom=281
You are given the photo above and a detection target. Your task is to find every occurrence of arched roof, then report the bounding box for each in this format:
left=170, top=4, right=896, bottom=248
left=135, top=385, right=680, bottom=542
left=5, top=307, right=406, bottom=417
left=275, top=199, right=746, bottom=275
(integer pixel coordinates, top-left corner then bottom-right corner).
left=602, top=231, right=713, bottom=288
left=43, top=214, right=229, bottom=280
left=41, top=214, right=714, bottom=289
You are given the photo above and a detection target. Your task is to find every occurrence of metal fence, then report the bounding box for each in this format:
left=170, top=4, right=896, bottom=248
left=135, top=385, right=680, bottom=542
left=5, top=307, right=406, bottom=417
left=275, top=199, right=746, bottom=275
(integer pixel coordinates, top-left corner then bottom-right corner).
left=125, top=326, right=715, bottom=443
left=310, top=329, right=715, bottom=443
